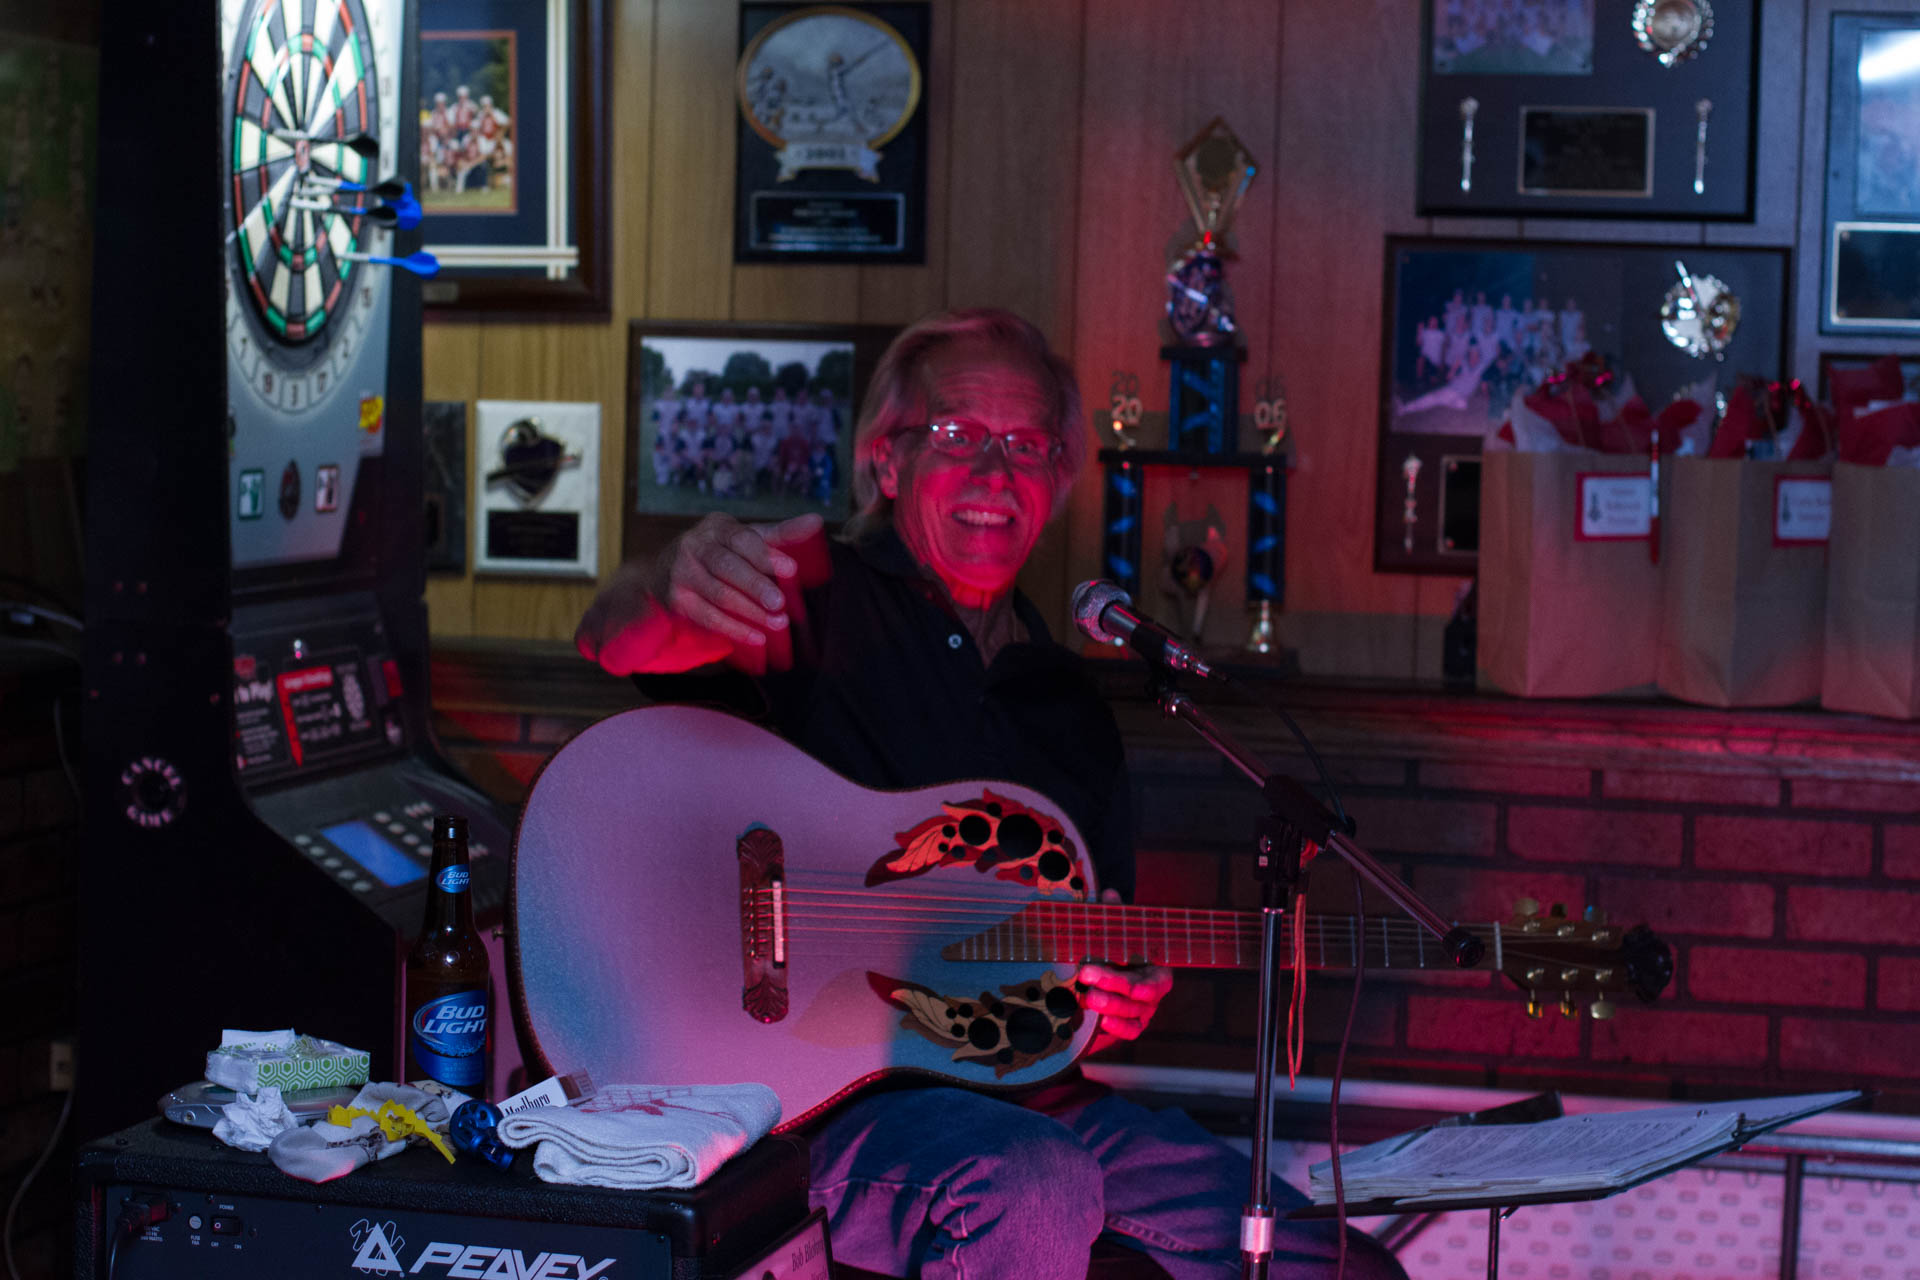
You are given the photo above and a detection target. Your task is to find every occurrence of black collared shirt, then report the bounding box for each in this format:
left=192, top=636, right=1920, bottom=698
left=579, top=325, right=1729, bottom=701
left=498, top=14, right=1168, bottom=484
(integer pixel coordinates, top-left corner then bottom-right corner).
left=636, top=527, right=1134, bottom=898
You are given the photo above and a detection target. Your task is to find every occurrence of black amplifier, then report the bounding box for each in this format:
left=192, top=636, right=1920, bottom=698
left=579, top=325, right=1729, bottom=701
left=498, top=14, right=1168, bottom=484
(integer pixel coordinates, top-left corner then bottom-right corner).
left=74, top=1120, right=831, bottom=1280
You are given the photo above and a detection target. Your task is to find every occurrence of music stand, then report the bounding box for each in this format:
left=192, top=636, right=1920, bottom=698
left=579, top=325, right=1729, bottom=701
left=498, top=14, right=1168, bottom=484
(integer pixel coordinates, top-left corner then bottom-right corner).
left=1290, top=1090, right=1866, bottom=1280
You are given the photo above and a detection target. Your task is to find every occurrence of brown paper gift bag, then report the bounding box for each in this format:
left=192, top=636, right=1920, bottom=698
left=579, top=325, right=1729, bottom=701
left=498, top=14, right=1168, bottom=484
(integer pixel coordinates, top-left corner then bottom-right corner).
left=1479, top=449, right=1660, bottom=697
left=1823, top=461, right=1920, bottom=718
left=1656, top=458, right=1830, bottom=707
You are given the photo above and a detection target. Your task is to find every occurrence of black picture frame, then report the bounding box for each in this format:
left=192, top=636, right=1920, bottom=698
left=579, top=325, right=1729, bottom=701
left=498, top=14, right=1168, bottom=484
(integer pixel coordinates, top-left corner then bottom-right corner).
left=732, top=2, right=931, bottom=264
left=1376, top=236, right=1789, bottom=573
left=418, top=0, right=611, bottom=320
left=1823, top=13, right=1920, bottom=334
left=1416, top=0, right=1757, bottom=219
left=622, top=321, right=896, bottom=562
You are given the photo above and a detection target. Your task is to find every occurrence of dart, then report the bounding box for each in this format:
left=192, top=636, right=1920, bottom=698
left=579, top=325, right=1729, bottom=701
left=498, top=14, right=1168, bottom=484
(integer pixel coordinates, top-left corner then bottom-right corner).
left=289, top=192, right=422, bottom=231
left=340, top=249, right=440, bottom=277
left=338, top=177, right=412, bottom=202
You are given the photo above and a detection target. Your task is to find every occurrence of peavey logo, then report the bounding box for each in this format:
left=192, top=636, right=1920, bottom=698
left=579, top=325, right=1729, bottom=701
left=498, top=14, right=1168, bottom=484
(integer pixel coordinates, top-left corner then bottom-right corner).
left=349, top=1219, right=616, bottom=1278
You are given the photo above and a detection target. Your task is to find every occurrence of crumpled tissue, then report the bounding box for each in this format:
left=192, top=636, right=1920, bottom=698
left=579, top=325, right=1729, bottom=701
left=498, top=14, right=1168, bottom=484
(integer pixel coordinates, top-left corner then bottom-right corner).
left=212, top=1086, right=299, bottom=1152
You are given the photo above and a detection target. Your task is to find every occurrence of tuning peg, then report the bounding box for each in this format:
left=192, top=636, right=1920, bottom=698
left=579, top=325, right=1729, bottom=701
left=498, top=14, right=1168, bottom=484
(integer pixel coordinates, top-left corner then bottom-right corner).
left=1525, top=967, right=1546, bottom=986
left=1589, top=999, right=1616, bottom=1020
left=1558, top=967, right=1582, bottom=984
left=1525, top=996, right=1545, bottom=1019
left=1559, top=993, right=1578, bottom=1017
left=1584, top=905, right=1609, bottom=926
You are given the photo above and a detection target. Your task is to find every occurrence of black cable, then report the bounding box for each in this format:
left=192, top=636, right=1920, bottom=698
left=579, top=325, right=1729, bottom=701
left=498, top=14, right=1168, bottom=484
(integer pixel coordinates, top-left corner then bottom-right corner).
left=1326, top=876, right=1367, bottom=1280
left=1225, top=673, right=1351, bottom=832
left=102, top=1195, right=167, bottom=1280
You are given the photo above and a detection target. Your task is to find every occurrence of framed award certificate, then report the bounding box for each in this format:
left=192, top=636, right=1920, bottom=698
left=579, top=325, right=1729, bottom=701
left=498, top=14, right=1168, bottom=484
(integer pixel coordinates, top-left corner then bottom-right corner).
left=1417, top=0, right=1756, bottom=218
left=1822, top=15, right=1920, bottom=333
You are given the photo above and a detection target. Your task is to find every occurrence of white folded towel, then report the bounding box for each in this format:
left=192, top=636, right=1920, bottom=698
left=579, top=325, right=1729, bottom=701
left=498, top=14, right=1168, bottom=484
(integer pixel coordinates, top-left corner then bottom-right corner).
left=495, top=1083, right=780, bottom=1189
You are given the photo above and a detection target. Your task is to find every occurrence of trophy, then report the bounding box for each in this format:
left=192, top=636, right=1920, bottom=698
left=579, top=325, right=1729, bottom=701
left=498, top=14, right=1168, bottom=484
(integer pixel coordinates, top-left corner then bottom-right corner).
left=1161, top=500, right=1231, bottom=642
left=1107, top=370, right=1144, bottom=451
left=1164, top=118, right=1258, bottom=454
left=1165, top=118, right=1258, bottom=347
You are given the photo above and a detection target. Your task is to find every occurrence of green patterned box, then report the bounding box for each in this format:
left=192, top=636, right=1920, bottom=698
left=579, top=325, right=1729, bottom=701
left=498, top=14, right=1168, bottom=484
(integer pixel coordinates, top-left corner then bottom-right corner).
left=206, top=1034, right=370, bottom=1093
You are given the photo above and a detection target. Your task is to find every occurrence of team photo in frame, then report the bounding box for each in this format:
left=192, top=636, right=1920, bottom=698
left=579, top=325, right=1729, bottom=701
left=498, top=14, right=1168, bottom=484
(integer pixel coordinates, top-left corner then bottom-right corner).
left=623, top=322, right=895, bottom=559
left=419, top=0, right=610, bottom=317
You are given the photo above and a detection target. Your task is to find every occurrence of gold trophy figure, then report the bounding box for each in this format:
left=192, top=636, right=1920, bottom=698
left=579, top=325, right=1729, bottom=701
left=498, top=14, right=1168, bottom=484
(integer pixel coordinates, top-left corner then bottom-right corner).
left=1165, top=118, right=1258, bottom=347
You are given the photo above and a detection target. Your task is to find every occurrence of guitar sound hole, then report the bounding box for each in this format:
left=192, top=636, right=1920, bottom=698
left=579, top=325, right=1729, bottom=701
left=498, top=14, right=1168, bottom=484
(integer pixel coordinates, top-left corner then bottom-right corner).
left=997, top=814, right=1043, bottom=860
left=1007, top=1007, right=1052, bottom=1053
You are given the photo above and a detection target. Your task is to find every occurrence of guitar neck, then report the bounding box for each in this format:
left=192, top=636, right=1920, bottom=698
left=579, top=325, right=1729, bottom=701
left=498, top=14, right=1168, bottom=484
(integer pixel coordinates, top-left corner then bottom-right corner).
left=941, top=902, right=1493, bottom=974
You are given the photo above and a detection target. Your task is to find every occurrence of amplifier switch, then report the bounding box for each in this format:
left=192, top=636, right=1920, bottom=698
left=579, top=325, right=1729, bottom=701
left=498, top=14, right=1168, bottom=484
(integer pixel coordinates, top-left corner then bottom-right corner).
left=210, top=1215, right=244, bottom=1236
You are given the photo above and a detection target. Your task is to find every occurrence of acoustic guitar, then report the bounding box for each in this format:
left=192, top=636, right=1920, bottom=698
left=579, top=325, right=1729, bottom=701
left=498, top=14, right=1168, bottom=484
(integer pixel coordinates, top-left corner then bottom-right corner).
left=511, top=706, right=1671, bottom=1131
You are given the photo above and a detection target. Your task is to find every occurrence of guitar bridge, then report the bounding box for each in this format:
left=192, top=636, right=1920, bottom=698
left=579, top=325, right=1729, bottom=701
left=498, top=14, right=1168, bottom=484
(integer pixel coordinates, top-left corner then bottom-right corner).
left=738, top=826, right=789, bottom=1023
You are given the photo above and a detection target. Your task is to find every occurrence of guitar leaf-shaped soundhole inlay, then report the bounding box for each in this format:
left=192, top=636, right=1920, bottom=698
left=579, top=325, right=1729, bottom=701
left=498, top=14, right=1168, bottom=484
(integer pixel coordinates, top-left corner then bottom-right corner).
left=866, top=789, right=1084, bottom=897
left=867, top=970, right=1084, bottom=1076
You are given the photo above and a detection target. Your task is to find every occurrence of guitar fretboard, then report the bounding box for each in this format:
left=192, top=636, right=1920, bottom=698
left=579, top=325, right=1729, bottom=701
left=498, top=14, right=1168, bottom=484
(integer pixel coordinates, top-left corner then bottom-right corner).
left=940, top=902, right=1492, bottom=973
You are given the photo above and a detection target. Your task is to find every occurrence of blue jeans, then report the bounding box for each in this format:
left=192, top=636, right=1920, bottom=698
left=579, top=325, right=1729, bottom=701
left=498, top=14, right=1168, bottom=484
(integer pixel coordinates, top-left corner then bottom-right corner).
left=808, top=1088, right=1409, bottom=1280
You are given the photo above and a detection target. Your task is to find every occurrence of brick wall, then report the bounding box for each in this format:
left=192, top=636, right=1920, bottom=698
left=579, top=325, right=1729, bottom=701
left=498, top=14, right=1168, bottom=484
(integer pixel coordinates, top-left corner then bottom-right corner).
left=0, top=660, right=81, bottom=1280
left=432, top=643, right=1920, bottom=1114
left=1111, top=682, right=1920, bottom=1114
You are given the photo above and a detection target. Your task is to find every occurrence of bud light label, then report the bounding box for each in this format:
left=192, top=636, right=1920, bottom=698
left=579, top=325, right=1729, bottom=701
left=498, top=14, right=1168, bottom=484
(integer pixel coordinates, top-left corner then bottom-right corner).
left=410, top=990, right=488, bottom=1087
left=436, top=865, right=470, bottom=894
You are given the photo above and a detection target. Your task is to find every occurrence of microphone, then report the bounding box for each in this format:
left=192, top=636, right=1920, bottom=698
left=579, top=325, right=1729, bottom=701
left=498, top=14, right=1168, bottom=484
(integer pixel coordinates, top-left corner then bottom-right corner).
left=1072, top=579, right=1216, bottom=679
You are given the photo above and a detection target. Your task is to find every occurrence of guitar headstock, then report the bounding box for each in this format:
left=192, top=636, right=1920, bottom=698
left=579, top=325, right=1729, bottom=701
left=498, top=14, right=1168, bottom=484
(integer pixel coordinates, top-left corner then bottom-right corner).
left=1499, top=898, right=1674, bottom=1019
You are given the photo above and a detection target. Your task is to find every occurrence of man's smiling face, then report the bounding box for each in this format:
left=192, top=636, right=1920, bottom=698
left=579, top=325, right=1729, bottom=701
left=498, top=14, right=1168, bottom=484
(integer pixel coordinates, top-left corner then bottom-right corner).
left=876, top=339, right=1060, bottom=608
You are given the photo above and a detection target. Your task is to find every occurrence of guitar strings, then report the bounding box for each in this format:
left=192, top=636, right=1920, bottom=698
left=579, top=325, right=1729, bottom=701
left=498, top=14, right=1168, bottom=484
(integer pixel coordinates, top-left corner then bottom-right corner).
left=741, top=917, right=1619, bottom=978
left=735, top=883, right=1622, bottom=978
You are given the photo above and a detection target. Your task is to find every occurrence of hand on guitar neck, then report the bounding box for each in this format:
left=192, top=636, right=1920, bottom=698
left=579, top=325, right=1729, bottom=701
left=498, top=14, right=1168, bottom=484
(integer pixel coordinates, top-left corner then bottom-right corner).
left=1077, top=890, right=1174, bottom=1056
left=576, top=512, right=832, bottom=676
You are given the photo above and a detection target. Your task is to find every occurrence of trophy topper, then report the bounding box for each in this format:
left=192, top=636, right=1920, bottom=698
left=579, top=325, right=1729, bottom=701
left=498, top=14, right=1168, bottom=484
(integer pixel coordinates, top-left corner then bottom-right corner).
left=1167, top=118, right=1258, bottom=347
left=1173, top=117, right=1258, bottom=252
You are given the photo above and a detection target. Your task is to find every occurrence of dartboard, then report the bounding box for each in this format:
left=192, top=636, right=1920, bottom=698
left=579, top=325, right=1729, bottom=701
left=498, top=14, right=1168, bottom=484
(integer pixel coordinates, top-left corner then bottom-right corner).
left=223, top=0, right=397, bottom=416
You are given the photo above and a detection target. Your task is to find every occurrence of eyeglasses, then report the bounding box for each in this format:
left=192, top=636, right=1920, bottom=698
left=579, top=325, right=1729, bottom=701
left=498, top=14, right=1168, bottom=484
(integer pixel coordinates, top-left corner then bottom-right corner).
left=922, top=420, right=1061, bottom=470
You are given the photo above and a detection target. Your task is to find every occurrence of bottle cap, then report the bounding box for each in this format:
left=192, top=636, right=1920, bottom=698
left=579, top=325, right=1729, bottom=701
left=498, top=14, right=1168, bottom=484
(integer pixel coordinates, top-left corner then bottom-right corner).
left=435, top=814, right=469, bottom=843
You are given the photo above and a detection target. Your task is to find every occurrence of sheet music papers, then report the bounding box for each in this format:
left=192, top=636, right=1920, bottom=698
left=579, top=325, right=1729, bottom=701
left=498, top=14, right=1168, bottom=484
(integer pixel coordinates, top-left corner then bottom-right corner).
left=1308, top=1091, right=1862, bottom=1206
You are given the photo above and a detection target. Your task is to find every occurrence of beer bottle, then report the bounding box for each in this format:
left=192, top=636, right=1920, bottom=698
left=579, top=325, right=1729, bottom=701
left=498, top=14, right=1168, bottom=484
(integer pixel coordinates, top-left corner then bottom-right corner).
left=405, top=814, right=490, bottom=1092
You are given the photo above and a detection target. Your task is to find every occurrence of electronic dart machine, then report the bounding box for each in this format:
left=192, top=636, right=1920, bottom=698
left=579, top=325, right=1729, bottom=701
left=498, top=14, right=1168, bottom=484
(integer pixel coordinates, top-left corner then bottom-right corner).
left=79, top=0, right=515, bottom=1140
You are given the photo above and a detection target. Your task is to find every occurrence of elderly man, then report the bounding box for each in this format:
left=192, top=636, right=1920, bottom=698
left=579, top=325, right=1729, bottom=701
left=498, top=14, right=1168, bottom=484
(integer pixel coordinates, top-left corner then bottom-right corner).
left=576, top=309, right=1404, bottom=1280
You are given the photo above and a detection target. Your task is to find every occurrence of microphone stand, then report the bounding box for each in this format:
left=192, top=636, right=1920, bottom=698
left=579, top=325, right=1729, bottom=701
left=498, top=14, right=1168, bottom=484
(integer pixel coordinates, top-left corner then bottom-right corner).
left=1142, top=668, right=1484, bottom=1280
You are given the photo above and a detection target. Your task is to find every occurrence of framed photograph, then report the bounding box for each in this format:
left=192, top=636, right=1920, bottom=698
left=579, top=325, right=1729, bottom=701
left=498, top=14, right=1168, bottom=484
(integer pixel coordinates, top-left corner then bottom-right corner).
left=1825, top=15, right=1920, bottom=333
left=732, top=2, right=931, bottom=263
left=1417, top=0, right=1756, bottom=218
left=1432, top=0, right=1596, bottom=74
left=1376, top=236, right=1788, bottom=573
left=623, top=322, right=894, bottom=558
left=419, top=0, right=610, bottom=318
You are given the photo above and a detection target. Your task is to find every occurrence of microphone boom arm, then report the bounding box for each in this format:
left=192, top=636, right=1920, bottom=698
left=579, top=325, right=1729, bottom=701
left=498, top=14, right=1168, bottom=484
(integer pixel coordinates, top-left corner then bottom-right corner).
left=1153, top=683, right=1483, bottom=966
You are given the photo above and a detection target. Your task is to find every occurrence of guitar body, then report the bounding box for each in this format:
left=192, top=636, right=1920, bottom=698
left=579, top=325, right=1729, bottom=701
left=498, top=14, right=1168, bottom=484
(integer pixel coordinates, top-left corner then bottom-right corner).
left=511, top=705, right=1103, bottom=1131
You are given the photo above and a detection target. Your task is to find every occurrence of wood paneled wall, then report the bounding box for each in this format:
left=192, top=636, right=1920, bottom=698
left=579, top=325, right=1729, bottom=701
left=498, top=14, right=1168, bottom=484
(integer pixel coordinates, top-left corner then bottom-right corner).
left=427, top=0, right=1848, bottom=678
